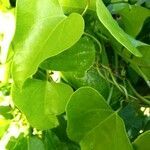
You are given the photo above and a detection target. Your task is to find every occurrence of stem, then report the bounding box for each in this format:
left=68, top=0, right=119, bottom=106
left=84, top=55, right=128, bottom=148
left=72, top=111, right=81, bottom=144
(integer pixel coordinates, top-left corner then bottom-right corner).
left=96, top=64, right=150, bottom=106
left=143, top=96, right=150, bottom=99
left=96, top=65, right=137, bottom=102
left=84, top=32, right=102, bottom=53
left=127, top=80, right=150, bottom=106
left=102, top=65, right=125, bottom=93
left=114, top=51, right=118, bottom=76
left=136, top=66, right=150, bottom=88
left=96, top=32, right=109, bottom=42
left=107, top=86, right=114, bottom=104
left=81, top=0, right=90, bottom=16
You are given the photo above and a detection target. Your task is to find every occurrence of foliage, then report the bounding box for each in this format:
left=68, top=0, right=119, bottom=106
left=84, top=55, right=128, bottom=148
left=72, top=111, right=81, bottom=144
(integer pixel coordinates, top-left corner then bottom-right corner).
left=0, top=0, right=150, bottom=149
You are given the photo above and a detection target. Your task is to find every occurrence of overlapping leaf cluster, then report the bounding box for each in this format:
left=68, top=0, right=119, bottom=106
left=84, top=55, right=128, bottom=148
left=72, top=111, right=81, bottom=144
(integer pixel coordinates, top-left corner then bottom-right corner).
left=0, top=0, right=150, bottom=149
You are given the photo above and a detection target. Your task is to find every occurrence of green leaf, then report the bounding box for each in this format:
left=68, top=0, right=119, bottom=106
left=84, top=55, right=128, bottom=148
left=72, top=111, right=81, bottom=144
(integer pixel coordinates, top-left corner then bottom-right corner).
left=116, top=39, right=150, bottom=82
left=12, top=0, right=84, bottom=88
left=80, top=113, right=132, bottom=150
left=12, top=79, right=73, bottom=130
left=96, top=0, right=142, bottom=57
left=62, top=66, right=122, bottom=100
left=6, top=134, right=28, bottom=150
left=66, top=87, right=133, bottom=150
left=0, top=106, right=13, bottom=119
left=6, top=135, right=45, bottom=150
left=40, top=37, right=95, bottom=73
left=108, top=3, right=150, bottom=37
left=58, top=0, right=96, bottom=13
left=130, top=45, right=150, bottom=80
left=43, top=130, right=68, bottom=150
left=29, top=136, right=45, bottom=150
left=62, top=66, right=110, bottom=99
left=133, top=131, right=150, bottom=150
left=102, top=20, right=150, bottom=83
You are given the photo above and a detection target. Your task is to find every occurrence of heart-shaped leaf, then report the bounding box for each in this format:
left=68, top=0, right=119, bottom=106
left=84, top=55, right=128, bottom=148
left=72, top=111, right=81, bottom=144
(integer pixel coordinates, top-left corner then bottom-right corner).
left=12, top=79, right=73, bottom=130
left=66, top=87, right=133, bottom=150
left=12, top=0, right=84, bottom=88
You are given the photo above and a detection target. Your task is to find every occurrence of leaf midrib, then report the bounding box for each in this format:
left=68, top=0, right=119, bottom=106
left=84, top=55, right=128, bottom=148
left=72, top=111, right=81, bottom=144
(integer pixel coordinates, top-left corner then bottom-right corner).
left=80, top=111, right=116, bottom=143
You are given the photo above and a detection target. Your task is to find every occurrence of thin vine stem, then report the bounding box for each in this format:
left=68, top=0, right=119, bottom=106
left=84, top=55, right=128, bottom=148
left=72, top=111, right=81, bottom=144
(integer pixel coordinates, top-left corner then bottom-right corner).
left=114, top=51, right=118, bottom=76
left=136, top=66, right=150, bottom=88
left=127, top=80, right=150, bottom=106
left=81, top=0, right=90, bottom=16
left=84, top=32, right=102, bottom=53
left=96, top=65, right=149, bottom=106
left=96, top=66, right=126, bottom=96
left=107, top=86, right=114, bottom=104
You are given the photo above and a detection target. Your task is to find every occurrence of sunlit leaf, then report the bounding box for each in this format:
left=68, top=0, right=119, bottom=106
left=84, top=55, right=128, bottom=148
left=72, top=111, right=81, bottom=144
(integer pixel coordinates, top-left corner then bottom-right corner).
left=108, top=3, right=150, bottom=37
left=12, top=79, right=73, bottom=130
left=58, top=0, right=96, bottom=13
left=96, top=0, right=142, bottom=57
left=66, top=87, right=133, bottom=150
left=12, top=0, right=84, bottom=88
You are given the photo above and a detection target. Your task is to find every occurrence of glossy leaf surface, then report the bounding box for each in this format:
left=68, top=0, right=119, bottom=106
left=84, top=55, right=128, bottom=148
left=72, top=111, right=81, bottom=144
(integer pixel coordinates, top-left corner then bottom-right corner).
left=66, top=87, right=132, bottom=150
left=41, top=37, right=95, bottom=73
left=96, top=0, right=142, bottom=57
left=12, top=0, right=84, bottom=87
left=58, top=0, right=96, bottom=13
left=109, top=3, right=150, bottom=37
